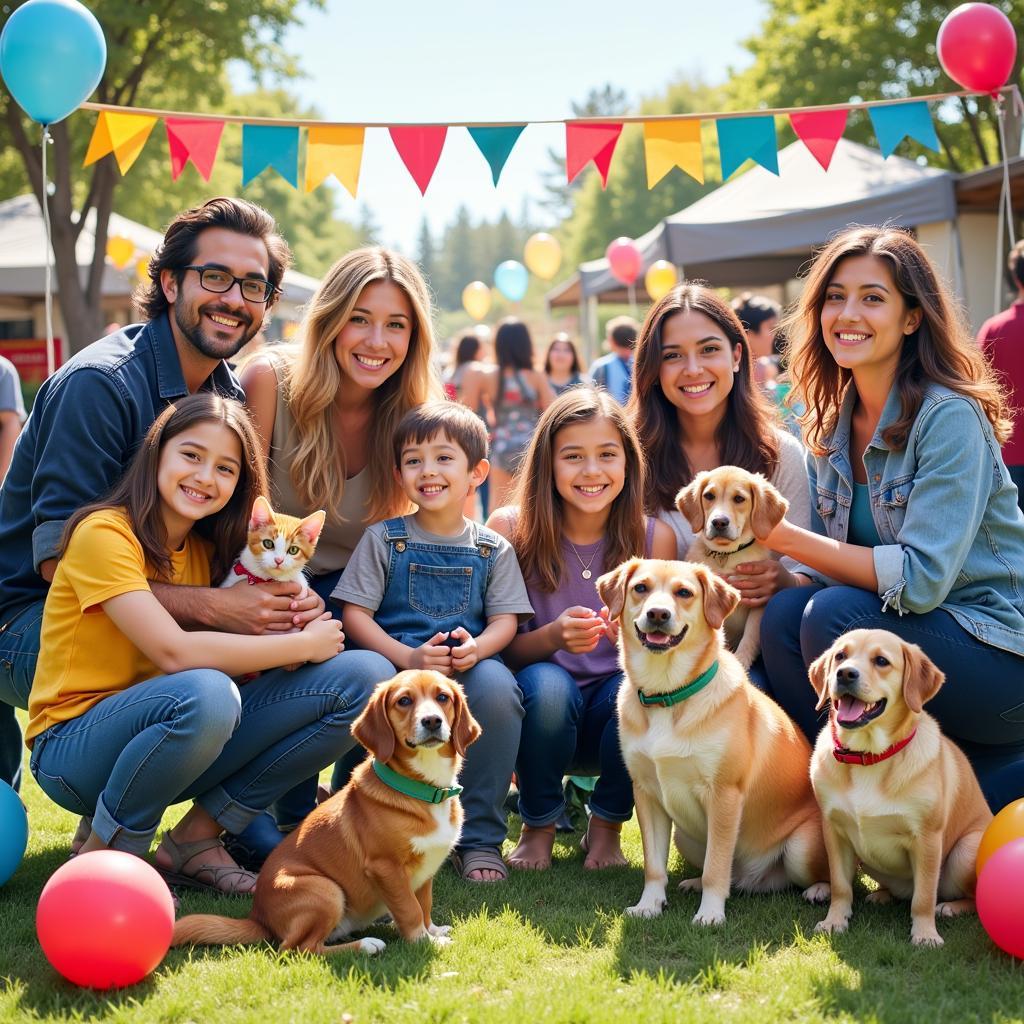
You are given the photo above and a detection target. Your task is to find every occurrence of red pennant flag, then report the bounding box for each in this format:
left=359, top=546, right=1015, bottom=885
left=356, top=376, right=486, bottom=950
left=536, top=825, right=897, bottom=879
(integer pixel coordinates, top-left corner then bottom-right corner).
left=565, top=122, right=623, bottom=188
left=789, top=109, right=848, bottom=171
left=166, top=118, right=225, bottom=181
left=389, top=126, right=448, bottom=195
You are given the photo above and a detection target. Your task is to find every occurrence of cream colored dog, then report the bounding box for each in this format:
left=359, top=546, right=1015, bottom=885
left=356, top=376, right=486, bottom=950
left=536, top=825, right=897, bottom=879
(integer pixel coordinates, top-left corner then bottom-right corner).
left=598, top=558, right=829, bottom=925
left=676, top=467, right=788, bottom=669
left=808, top=630, right=992, bottom=946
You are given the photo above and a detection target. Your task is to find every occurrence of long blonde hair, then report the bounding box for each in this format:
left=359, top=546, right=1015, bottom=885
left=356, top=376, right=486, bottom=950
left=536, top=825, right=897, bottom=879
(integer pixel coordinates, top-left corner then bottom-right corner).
left=284, top=247, right=443, bottom=522
left=785, top=226, right=1012, bottom=455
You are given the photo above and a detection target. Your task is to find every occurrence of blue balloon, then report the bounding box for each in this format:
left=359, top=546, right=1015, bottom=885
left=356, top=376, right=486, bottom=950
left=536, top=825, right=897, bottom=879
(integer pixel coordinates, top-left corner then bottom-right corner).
left=0, top=0, right=107, bottom=125
left=494, top=260, right=529, bottom=303
left=0, top=780, right=28, bottom=886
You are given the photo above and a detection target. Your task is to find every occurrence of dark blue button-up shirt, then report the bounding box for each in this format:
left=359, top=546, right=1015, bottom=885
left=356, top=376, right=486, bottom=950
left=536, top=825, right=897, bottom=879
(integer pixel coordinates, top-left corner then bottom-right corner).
left=0, top=314, right=244, bottom=625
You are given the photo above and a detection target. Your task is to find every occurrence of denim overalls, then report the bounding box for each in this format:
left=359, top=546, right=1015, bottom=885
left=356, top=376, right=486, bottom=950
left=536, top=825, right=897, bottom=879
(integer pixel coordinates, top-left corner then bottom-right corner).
left=373, top=517, right=501, bottom=648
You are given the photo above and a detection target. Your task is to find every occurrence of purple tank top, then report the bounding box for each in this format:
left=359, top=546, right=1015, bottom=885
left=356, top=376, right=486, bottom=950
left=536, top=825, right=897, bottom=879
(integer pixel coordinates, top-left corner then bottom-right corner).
left=522, top=517, right=656, bottom=688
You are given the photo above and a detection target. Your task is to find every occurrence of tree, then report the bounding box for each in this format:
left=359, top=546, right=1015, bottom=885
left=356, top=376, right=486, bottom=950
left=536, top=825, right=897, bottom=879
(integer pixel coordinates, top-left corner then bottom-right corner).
left=416, top=217, right=437, bottom=299
left=0, top=0, right=324, bottom=353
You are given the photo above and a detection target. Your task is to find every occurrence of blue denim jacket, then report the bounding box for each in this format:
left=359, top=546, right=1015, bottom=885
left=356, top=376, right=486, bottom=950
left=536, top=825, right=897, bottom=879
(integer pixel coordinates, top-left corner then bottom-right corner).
left=0, top=315, right=243, bottom=626
left=800, top=381, right=1024, bottom=655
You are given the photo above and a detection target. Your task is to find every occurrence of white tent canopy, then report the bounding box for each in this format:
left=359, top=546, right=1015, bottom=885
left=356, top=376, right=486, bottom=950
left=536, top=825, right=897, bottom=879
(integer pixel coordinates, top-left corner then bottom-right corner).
left=548, top=140, right=957, bottom=306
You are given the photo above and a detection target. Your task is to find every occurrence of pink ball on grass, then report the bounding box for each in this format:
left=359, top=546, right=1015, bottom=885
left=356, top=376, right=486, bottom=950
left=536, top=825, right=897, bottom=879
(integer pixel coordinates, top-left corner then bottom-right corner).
left=976, top=836, right=1024, bottom=960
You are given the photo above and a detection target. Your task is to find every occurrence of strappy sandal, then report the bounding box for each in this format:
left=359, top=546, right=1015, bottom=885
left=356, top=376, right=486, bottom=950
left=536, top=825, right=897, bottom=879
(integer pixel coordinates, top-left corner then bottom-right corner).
left=580, top=816, right=627, bottom=869
left=450, top=846, right=508, bottom=883
left=155, top=832, right=257, bottom=896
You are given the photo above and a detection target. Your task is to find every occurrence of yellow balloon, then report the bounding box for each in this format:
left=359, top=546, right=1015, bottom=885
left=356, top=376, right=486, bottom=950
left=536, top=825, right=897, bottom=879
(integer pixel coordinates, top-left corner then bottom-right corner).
left=462, top=281, right=492, bottom=321
left=644, top=260, right=678, bottom=302
left=106, top=235, right=136, bottom=270
left=135, top=256, right=150, bottom=283
left=523, top=232, right=562, bottom=281
left=977, top=798, right=1024, bottom=876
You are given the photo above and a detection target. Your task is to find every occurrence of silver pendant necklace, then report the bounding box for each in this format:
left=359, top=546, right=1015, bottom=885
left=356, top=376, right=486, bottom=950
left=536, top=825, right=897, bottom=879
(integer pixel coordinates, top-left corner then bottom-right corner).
left=567, top=539, right=598, bottom=580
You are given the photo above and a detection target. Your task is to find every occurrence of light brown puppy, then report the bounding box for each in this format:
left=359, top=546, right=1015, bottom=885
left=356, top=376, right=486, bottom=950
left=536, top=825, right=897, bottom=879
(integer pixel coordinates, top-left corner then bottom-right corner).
left=808, top=630, right=992, bottom=947
left=599, top=558, right=828, bottom=925
left=676, top=467, right=789, bottom=669
left=172, top=670, right=481, bottom=956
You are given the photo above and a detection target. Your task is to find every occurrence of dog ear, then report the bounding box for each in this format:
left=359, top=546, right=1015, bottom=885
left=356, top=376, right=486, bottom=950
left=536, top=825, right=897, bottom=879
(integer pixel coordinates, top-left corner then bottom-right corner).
left=596, top=558, right=641, bottom=621
left=352, top=680, right=397, bottom=763
left=749, top=474, right=789, bottom=541
left=675, top=472, right=708, bottom=532
left=808, top=647, right=833, bottom=712
left=449, top=681, right=482, bottom=757
left=901, top=641, right=945, bottom=714
left=694, top=564, right=740, bottom=630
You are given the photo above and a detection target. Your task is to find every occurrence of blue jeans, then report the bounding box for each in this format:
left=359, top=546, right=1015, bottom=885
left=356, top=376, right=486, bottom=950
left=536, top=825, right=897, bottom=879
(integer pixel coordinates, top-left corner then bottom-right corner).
left=0, top=600, right=44, bottom=791
left=761, top=584, right=1024, bottom=810
left=29, top=650, right=388, bottom=854
left=514, top=664, right=632, bottom=826
left=1010, top=464, right=1024, bottom=514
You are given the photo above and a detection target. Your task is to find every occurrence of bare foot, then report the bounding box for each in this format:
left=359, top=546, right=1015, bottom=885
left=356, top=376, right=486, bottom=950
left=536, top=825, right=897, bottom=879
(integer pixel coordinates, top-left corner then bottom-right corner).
left=581, top=817, right=626, bottom=869
left=507, top=824, right=556, bottom=871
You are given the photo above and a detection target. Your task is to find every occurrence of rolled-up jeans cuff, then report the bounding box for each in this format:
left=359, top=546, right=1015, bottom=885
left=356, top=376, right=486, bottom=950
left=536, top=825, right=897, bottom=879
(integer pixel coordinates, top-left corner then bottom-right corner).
left=518, top=800, right=567, bottom=828
left=587, top=798, right=632, bottom=825
left=195, top=784, right=263, bottom=835
left=91, top=794, right=158, bottom=856
left=31, top=519, right=66, bottom=572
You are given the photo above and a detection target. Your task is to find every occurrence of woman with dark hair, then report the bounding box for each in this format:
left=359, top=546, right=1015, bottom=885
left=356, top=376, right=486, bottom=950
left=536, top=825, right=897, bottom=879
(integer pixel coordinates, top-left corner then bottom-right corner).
left=462, top=318, right=554, bottom=508
left=544, top=333, right=586, bottom=395
left=757, top=226, right=1024, bottom=810
left=445, top=332, right=484, bottom=402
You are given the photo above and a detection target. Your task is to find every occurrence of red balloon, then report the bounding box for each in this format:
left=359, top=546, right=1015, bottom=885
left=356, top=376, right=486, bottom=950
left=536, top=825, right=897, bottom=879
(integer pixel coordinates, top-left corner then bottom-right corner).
left=606, top=237, right=642, bottom=286
left=937, top=3, right=1017, bottom=95
left=36, top=850, right=175, bottom=988
left=976, top=837, right=1024, bottom=959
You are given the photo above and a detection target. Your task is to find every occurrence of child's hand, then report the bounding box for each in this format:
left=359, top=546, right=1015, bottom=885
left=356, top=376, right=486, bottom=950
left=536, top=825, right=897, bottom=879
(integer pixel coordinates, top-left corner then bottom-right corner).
left=598, top=605, right=620, bottom=644
left=410, top=632, right=453, bottom=674
left=449, top=627, right=479, bottom=673
left=554, top=606, right=607, bottom=654
left=302, top=613, right=345, bottom=663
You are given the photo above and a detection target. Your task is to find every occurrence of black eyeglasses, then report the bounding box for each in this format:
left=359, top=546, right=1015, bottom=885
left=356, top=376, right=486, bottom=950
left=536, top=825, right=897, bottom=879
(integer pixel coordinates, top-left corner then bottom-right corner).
left=183, top=265, right=279, bottom=304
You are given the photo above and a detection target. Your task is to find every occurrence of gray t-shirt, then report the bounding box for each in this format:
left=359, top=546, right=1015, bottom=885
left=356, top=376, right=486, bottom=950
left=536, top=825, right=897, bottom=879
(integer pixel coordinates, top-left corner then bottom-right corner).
left=332, top=515, right=534, bottom=621
left=0, top=356, right=26, bottom=422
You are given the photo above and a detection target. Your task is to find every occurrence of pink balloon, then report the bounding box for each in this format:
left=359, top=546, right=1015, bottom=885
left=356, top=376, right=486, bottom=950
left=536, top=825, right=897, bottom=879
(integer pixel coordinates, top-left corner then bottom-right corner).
left=37, top=850, right=175, bottom=988
left=977, top=836, right=1024, bottom=959
left=937, top=3, right=1017, bottom=95
left=606, top=237, right=642, bottom=286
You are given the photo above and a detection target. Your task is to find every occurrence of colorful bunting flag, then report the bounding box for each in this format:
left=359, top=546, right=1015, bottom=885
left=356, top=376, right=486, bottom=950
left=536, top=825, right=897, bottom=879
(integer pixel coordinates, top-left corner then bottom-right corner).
left=305, top=125, right=365, bottom=196
left=468, top=126, right=526, bottom=185
left=389, top=126, right=448, bottom=195
left=242, top=125, right=299, bottom=188
left=565, top=122, right=623, bottom=188
left=868, top=101, right=939, bottom=158
left=716, top=116, right=779, bottom=179
left=643, top=119, right=704, bottom=187
left=84, top=111, right=158, bottom=174
left=165, top=118, right=225, bottom=181
left=789, top=109, right=848, bottom=171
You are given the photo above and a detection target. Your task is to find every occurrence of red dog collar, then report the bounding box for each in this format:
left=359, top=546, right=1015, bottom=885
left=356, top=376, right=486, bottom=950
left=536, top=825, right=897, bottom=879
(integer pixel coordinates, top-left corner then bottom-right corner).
left=831, top=720, right=917, bottom=766
left=232, top=561, right=270, bottom=586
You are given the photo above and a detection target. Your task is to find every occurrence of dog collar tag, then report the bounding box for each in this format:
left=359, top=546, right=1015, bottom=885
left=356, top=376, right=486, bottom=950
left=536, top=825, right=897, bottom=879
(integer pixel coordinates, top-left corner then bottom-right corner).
left=638, top=660, right=719, bottom=708
left=372, top=759, right=463, bottom=803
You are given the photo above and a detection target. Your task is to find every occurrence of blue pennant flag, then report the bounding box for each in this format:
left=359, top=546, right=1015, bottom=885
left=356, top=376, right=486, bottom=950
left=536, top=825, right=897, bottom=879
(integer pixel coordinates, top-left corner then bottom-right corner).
left=242, top=125, right=299, bottom=187
left=716, top=116, right=778, bottom=180
left=468, top=126, right=526, bottom=185
left=868, top=101, right=939, bottom=158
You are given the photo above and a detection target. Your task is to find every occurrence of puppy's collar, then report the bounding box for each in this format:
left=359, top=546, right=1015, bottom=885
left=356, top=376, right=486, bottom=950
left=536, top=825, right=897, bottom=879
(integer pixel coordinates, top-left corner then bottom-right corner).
left=232, top=561, right=270, bottom=586
left=638, top=661, right=718, bottom=707
left=830, top=720, right=918, bottom=766
left=703, top=538, right=757, bottom=565
left=372, top=759, right=462, bottom=803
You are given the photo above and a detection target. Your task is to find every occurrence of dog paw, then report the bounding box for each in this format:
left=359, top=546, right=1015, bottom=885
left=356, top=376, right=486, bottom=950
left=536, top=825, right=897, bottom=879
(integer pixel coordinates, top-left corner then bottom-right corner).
left=692, top=906, right=726, bottom=926
left=678, top=877, right=702, bottom=893
left=814, top=916, right=849, bottom=935
left=911, top=929, right=944, bottom=948
left=865, top=888, right=893, bottom=906
left=428, top=933, right=453, bottom=947
left=802, top=882, right=831, bottom=904
left=428, top=923, right=452, bottom=937
left=936, top=899, right=974, bottom=918
left=625, top=900, right=665, bottom=918
left=358, top=937, right=387, bottom=955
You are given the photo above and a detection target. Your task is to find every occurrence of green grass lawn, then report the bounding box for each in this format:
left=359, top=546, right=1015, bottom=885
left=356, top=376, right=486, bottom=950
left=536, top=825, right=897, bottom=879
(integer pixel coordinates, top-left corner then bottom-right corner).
left=2, top=743, right=1023, bottom=1023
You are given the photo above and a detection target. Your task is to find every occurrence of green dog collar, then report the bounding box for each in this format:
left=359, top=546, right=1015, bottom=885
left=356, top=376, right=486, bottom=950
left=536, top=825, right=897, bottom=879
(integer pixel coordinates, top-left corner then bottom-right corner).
left=637, top=660, right=719, bottom=708
left=372, top=759, right=463, bottom=803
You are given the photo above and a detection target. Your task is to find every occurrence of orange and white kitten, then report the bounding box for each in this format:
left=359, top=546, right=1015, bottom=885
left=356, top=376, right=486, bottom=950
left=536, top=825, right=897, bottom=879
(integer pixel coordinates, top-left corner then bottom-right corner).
left=220, top=496, right=326, bottom=597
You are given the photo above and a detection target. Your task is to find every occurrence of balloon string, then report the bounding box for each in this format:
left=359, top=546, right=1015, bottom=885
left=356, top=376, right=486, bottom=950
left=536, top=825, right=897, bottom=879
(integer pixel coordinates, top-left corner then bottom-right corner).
left=40, top=126, right=55, bottom=378
left=995, top=98, right=1017, bottom=248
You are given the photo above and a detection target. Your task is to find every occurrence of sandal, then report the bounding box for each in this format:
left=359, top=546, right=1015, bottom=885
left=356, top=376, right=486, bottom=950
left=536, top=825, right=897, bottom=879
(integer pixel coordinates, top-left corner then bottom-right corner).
left=580, top=816, right=627, bottom=870
left=70, top=814, right=93, bottom=856
left=155, top=832, right=257, bottom=896
left=450, top=846, right=508, bottom=883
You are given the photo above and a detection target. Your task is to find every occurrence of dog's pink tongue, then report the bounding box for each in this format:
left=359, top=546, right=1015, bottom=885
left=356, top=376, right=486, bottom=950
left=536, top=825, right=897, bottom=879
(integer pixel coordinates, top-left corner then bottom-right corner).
left=835, top=695, right=867, bottom=723
left=644, top=632, right=672, bottom=646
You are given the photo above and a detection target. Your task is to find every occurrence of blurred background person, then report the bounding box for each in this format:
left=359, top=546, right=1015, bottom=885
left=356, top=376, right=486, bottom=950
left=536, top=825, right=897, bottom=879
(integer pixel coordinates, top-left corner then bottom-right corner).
left=0, top=355, right=25, bottom=482
left=589, top=316, right=638, bottom=405
left=543, top=332, right=586, bottom=395
left=732, top=293, right=782, bottom=384
left=447, top=327, right=495, bottom=517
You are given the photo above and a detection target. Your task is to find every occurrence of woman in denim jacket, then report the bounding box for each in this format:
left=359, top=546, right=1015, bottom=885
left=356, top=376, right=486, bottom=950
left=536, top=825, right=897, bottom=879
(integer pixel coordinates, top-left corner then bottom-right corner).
left=755, top=226, right=1024, bottom=810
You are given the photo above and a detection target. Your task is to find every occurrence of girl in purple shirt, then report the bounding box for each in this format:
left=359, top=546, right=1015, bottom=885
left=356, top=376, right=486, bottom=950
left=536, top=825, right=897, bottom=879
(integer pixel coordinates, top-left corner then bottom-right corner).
left=488, top=387, right=674, bottom=871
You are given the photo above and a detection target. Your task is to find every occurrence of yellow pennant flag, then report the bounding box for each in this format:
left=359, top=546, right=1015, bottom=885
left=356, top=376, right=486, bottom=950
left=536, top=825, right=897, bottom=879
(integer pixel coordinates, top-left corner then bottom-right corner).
left=84, top=112, right=158, bottom=174
left=643, top=119, right=704, bottom=188
left=305, top=125, right=365, bottom=196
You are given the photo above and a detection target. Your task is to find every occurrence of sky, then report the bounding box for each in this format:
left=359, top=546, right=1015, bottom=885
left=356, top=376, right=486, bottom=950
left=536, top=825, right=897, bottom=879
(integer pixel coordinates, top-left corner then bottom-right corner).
left=273, top=0, right=766, bottom=254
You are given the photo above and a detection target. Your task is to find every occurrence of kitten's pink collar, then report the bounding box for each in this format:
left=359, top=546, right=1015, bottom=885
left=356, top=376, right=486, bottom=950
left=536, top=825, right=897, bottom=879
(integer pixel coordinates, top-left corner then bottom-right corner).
left=233, top=561, right=271, bottom=586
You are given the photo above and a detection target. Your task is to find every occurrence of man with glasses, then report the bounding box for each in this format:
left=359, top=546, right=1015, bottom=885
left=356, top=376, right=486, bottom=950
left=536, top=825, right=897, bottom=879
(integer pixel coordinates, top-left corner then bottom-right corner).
left=0, top=197, right=325, bottom=794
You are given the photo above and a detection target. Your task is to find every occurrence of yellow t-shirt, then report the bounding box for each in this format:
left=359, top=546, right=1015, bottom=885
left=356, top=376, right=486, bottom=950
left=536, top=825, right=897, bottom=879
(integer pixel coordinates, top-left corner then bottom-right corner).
left=26, top=508, right=212, bottom=745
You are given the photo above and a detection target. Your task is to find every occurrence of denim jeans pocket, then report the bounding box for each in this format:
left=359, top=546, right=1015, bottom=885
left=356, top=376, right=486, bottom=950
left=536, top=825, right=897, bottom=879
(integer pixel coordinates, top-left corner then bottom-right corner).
left=409, top=564, right=473, bottom=617
left=30, top=736, right=91, bottom=815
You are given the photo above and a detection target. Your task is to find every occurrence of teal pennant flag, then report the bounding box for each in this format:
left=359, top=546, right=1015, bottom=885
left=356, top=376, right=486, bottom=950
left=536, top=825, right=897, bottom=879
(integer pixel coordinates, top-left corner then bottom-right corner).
left=468, top=126, right=526, bottom=185
left=242, top=125, right=299, bottom=187
left=716, top=116, right=779, bottom=179
left=868, top=101, right=939, bottom=158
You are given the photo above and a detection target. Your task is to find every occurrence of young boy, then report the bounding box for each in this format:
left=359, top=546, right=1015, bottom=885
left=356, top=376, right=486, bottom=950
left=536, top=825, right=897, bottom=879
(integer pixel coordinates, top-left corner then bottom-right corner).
left=332, top=401, right=533, bottom=883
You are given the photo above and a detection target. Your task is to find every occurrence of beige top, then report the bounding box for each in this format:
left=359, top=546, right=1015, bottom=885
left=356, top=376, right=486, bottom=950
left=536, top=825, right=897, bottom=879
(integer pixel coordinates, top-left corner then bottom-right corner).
left=266, top=356, right=373, bottom=574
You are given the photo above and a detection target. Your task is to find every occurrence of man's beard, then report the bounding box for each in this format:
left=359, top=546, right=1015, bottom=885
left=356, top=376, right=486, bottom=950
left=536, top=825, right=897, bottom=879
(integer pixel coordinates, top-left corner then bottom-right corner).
left=174, top=301, right=260, bottom=361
